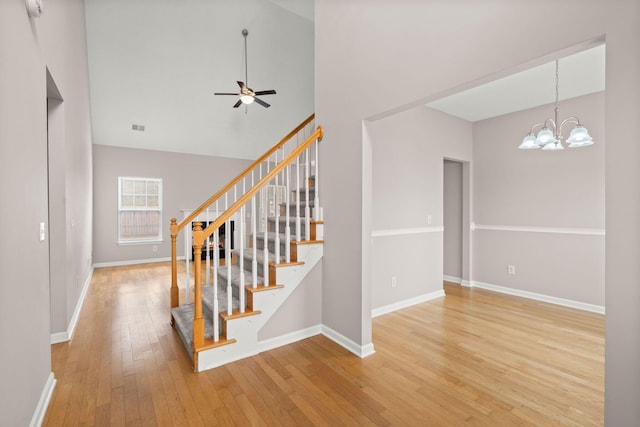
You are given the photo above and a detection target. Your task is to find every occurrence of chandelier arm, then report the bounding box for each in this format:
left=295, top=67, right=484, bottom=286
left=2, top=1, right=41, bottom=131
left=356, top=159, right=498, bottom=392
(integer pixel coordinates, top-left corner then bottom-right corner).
left=544, top=118, right=557, bottom=132
left=559, top=116, right=581, bottom=134
left=528, top=122, right=546, bottom=135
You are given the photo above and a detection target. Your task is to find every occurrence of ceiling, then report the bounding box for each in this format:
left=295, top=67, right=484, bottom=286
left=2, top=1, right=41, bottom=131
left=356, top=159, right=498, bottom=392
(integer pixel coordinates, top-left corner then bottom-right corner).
left=84, top=0, right=315, bottom=160
left=426, top=44, right=606, bottom=122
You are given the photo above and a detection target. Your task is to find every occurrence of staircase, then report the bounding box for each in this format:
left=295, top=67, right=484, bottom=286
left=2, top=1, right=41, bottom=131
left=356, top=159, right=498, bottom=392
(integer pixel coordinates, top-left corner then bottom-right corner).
left=168, top=115, right=324, bottom=372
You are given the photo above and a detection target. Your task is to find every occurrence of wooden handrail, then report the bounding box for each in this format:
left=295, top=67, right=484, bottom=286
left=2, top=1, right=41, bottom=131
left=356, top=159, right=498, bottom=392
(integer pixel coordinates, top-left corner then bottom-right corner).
left=173, top=113, right=315, bottom=234
left=194, top=126, right=323, bottom=247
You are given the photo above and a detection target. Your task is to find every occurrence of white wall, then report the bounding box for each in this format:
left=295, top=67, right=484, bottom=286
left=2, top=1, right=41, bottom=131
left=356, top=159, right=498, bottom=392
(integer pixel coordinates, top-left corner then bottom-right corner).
left=92, top=144, right=252, bottom=264
left=316, top=1, right=640, bottom=423
left=473, top=92, right=605, bottom=306
left=0, top=0, right=93, bottom=424
left=368, top=107, right=472, bottom=311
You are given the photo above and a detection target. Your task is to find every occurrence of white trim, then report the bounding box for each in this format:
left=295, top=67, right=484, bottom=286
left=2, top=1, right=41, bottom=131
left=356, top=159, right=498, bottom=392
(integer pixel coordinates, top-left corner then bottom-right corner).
left=30, top=372, right=56, bottom=427
left=473, top=223, right=605, bottom=236
left=460, top=280, right=472, bottom=287
left=443, top=275, right=462, bottom=284
left=470, top=280, right=605, bottom=314
left=321, top=325, right=376, bottom=358
left=51, top=267, right=94, bottom=344
left=258, top=325, right=322, bottom=353
left=372, top=226, right=444, bottom=238
left=372, top=289, right=445, bottom=318
left=92, top=256, right=184, bottom=269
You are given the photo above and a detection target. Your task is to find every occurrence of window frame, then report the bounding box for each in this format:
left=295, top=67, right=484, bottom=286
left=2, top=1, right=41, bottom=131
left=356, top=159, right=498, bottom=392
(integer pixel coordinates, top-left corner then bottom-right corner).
left=117, top=176, right=163, bottom=245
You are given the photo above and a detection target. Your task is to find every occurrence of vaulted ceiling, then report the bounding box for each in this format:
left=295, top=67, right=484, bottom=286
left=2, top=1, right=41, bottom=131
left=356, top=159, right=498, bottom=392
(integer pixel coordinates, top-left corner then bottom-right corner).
left=85, top=0, right=314, bottom=160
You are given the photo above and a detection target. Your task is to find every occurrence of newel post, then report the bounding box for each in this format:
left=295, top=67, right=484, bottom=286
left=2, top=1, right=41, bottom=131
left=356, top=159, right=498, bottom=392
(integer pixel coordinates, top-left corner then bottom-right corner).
left=170, top=218, right=179, bottom=310
left=192, top=222, right=205, bottom=351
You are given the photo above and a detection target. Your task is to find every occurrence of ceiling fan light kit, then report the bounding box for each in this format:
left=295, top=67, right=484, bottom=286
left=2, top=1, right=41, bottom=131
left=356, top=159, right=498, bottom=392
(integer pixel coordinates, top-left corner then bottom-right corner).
left=518, top=59, right=594, bottom=151
left=26, top=0, right=44, bottom=18
left=214, top=29, right=277, bottom=110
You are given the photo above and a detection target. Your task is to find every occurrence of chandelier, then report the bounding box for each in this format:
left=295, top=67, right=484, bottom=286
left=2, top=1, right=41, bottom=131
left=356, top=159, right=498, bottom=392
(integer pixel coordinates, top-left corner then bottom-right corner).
left=518, top=60, right=594, bottom=150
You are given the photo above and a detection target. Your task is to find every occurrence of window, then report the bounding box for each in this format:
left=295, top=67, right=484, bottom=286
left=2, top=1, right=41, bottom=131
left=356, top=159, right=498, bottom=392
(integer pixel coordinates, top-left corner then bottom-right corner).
left=118, top=177, right=162, bottom=244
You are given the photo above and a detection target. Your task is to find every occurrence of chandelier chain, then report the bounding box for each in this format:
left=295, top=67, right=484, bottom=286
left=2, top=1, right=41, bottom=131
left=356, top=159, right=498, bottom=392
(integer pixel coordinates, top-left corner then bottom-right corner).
left=555, top=60, right=559, bottom=109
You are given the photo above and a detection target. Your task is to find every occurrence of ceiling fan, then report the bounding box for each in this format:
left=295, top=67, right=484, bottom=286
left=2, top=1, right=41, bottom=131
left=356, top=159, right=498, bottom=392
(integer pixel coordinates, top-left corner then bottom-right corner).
left=214, top=29, right=276, bottom=109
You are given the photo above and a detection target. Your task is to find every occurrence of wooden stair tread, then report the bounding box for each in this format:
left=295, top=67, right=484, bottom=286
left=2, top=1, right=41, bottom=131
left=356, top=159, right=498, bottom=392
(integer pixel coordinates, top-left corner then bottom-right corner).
left=196, top=336, right=237, bottom=352
left=246, top=284, right=285, bottom=293
left=292, top=239, right=324, bottom=245
left=220, top=308, right=262, bottom=321
left=269, top=260, right=305, bottom=268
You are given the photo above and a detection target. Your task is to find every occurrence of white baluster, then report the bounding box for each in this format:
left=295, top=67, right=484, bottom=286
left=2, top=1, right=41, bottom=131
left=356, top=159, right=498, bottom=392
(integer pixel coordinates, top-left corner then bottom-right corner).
left=274, top=150, right=280, bottom=265
left=185, top=222, right=191, bottom=304
left=285, top=164, right=291, bottom=263
left=205, top=210, right=210, bottom=285
left=304, top=148, right=311, bottom=241
left=252, top=194, right=258, bottom=289
left=263, top=183, right=269, bottom=286
left=213, top=228, right=219, bottom=342
left=225, top=194, right=232, bottom=315
left=239, top=205, right=245, bottom=314
left=314, top=139, right=320, bottom=222
left=295, top=154, right=301, bottom=242
left=225, top=218, right=232, bottom=315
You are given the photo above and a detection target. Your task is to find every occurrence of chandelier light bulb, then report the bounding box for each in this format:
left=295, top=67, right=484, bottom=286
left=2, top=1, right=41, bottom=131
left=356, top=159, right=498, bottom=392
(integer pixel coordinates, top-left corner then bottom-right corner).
left=518, top=134, right=540, bottom=150
left=566, top=126, right=594, bottom=148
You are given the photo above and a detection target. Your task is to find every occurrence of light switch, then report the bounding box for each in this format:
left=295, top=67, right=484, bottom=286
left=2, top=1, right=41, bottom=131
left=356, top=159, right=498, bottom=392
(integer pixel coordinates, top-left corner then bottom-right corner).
left=39, top=222, right=46, bottom=242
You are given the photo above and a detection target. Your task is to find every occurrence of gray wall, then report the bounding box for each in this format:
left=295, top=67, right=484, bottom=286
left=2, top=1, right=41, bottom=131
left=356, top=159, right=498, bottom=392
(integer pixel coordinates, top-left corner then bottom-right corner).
left=93, top=144, right=252, bottom=264
left=316, top=1, right=640, bottom=423
left=473, top=92, right=605, bottom=306
left=443, top=160, right=463, bottom=280
left=368, top=107, right=472, bottom=310
left=0, top=0, right=93, bottom=424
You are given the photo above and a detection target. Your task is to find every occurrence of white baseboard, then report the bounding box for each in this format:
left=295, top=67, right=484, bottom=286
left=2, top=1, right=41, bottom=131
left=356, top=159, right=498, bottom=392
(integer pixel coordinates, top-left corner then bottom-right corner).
left=443, top=275, right=462, bottom=284
left=470, top=280, right=605, bottom=314
left=93, top=256, right=184, bottom=268
left=460, top=280, right=472, bottom=287
left=372, top=289, right=446, bottom=318
left=258, top=325, right=322, bottom=353
left=51, top=267, right=94, bottom=344
left=30, top=372, right=56, bottom=427
left=321, top=325, right=376, bottom=358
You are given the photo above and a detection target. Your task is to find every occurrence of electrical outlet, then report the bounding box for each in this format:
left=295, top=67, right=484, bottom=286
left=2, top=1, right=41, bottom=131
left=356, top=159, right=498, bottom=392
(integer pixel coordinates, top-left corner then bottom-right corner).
left=427, top=214, right=432, bottom=225
left=508, top=265, right=516, bottom=275
left=391, top=276, right=397, bottom=287
left=152, top=245, right=158, bottom=252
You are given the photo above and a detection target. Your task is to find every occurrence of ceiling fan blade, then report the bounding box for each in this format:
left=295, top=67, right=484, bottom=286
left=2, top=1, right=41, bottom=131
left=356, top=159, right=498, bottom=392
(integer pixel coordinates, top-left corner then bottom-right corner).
left=254, top=89, right=276, bottom=96
left=214, top=92, right=241, bottom=96
left=233, top=99, right=243, bottom=108
left=237, top=81, right=247, bottom=90
left=253, top=97, right=270, bottom=108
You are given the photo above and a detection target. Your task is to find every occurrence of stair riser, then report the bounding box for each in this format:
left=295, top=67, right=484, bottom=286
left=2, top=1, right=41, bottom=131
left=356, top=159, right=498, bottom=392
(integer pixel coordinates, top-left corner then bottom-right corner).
left=291, top=188, right=316, bottom=202
left=279, top=205, right=315, bottom=218
left=255, top=236, right=288, bottom=254
left=266, top=219, right=306, bottom=236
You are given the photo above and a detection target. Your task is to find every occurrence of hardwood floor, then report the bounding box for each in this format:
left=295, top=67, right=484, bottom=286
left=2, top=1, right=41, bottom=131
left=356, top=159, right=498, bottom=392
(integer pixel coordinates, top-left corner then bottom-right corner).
left=43, top=264, right=604, bottom=426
